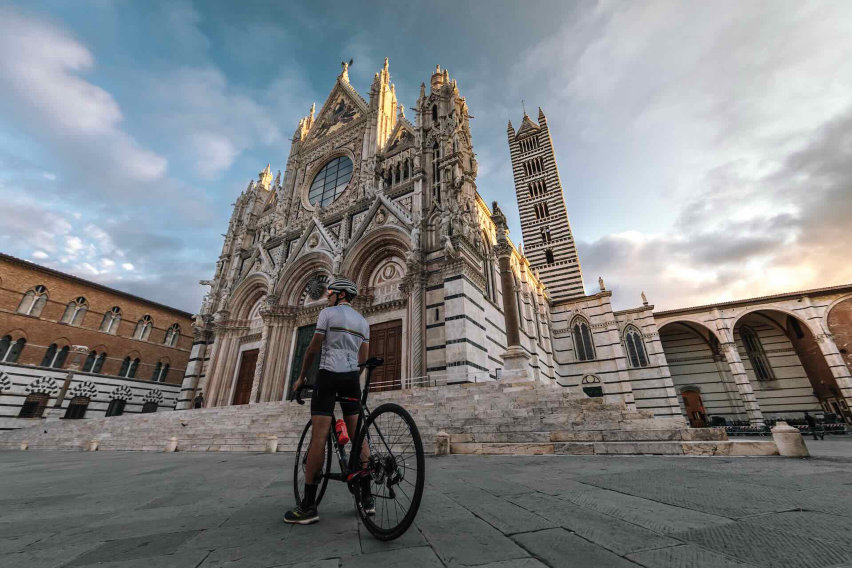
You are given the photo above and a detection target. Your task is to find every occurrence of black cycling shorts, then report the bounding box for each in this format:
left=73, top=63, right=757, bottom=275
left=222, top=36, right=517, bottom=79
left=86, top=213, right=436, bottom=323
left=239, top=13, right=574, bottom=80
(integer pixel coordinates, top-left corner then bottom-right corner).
left=310, top=369, right=360, bottom=417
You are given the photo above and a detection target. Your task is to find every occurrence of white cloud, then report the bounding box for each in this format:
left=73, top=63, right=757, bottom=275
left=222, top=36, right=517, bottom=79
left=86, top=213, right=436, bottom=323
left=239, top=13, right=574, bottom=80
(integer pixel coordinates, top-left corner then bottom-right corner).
left=32, top=250, right=48, bottom=259
left=122, top=263, right=135, bottom=271
left=0, top=6, right=168, bottom=194
left=508, top=1, right=852, bottom=309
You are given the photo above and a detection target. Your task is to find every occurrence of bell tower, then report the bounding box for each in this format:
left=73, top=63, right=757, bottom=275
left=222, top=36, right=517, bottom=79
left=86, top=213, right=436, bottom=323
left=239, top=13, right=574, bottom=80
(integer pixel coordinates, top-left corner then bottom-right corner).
left=508, top=108, right=585, bottom=301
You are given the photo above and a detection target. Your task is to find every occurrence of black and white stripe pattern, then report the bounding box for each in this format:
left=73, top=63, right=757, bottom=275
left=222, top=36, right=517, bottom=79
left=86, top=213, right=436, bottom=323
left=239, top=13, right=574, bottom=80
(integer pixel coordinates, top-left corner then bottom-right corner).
left=507, top=109, right=585, bottom=302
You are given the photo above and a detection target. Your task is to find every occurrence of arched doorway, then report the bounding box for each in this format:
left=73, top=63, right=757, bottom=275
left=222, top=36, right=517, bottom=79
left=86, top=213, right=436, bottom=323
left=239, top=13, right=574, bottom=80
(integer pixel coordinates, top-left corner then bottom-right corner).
left=680, top=388, right=707, bottom=428
left=658, top=321, right=747, bottom=423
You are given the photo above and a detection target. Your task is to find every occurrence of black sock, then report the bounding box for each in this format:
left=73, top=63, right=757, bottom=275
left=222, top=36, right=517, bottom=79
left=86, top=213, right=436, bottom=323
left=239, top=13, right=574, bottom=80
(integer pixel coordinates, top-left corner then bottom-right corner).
left=303, top=483, right=318, bottom=509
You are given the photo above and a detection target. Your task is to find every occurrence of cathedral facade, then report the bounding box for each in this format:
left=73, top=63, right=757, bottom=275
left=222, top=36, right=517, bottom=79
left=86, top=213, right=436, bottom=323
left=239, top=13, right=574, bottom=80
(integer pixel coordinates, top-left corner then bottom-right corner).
left=179, top=60, right=852, bottom=428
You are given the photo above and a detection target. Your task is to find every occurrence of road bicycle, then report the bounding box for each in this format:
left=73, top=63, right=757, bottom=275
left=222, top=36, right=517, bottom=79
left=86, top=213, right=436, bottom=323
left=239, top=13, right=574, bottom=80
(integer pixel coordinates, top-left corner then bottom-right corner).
left=293, top=357, right=425, bottom=541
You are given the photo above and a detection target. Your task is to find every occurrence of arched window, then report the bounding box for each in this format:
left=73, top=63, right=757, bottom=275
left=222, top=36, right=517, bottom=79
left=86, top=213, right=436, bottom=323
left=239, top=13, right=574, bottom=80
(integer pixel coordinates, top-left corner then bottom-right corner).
left=94, top=352, right=107, bottom=373
left=432, top=104, right=438, bottom=123
left=61, top=297, right=88, bottom=326
left=142, top=401, right=158, bottom=413
left=151, top=362, right=169, bottom=382
left=82, top=351, right=97, bottom=372
left=432, top=143, right=441, bottom=203
left=19, top=393, right=49, bottom=418
left=40, top=344, right=69, bottom=368
left=624, top=326, right=649, bottom=367
left=741, top=326, right=775, bottom=381
left=100, top=307, right=122, bottom=334
left=63, top=396, right=89, bottom=419
left=572, top=317, right=595, bottom=361
left=164, top=324, right=181, bottom=347
left=2, top=338, right=26, bottom=363
left=119, top=356, right=139, bottom=378
left=403, top=159, right=410, bottom=179
left=106, top=399, right=126, bottom=417
left=545, top=249, right=554, bottom=264
left=133, top=315, right=153, bottom=341
left=17, top=285, right=48, bottom=316
left=119, top=356, right=130, bottom=377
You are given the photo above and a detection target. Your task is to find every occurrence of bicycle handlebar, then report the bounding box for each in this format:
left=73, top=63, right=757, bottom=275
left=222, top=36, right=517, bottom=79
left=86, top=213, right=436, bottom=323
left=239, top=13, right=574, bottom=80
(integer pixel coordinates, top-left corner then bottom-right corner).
left=294, top=385, right=314, bottom=405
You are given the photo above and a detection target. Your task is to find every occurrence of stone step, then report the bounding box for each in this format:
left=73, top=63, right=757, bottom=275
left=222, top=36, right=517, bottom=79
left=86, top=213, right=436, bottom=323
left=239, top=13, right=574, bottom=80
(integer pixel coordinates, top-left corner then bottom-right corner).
left=450, top=439, right=778, bottom=456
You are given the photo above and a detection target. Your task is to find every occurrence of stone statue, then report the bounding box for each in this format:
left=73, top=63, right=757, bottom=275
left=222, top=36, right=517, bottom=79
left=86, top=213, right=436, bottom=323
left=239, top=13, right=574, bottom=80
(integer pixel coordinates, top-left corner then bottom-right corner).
left=598, top=276, right=605, bottom=291
left=439, top=202, right=452, bottom=238
left=641, top=291, right=648, bottom=305
left=461, top=201, right=474, bottom=240
left=442, top=234, right=458, bottom=259
left=410, top=221, right=421, bottom=250
left=332, top=251, right=344, bottom=275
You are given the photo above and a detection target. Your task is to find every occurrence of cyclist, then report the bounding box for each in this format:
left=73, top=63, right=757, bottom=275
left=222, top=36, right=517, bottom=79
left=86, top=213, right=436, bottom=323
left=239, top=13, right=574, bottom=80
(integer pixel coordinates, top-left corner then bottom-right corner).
left=285, top=277, right=374, bottom=524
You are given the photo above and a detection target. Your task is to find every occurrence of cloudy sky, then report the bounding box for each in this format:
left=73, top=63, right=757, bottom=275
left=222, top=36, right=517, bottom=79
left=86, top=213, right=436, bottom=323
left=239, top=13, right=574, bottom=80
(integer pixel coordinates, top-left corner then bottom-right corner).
left=1, top=0, right=850, bottom=313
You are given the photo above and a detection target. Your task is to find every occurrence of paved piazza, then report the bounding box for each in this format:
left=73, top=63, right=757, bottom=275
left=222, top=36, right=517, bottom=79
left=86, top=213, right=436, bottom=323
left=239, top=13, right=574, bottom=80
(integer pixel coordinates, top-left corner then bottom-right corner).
left=2, top=441, right=852, bottom=568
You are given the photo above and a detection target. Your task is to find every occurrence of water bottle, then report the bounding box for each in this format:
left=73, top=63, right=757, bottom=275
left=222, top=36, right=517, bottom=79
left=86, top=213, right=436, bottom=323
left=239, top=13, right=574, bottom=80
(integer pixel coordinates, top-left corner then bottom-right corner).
left=334, top=419, right=349, bottom=445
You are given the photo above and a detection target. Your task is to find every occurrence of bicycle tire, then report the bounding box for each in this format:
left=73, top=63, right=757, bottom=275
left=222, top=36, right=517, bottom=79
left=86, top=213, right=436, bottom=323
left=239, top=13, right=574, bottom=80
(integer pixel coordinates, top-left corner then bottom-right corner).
left=353, top=402, right=425, bottom=541
left=293, top=419, right=332, bottom=507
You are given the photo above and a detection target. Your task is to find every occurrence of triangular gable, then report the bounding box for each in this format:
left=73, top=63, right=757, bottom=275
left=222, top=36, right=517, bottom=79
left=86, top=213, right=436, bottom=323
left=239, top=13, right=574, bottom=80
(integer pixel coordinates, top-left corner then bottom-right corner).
left=348, top=194, right=413, bottom=248
left=289, top=216, right=340, bottom=261
left=241, top=243, right=275, bottom=277
left=303, top=79, right=369, bottom=145
left=381, top=119, right=415, bottom=155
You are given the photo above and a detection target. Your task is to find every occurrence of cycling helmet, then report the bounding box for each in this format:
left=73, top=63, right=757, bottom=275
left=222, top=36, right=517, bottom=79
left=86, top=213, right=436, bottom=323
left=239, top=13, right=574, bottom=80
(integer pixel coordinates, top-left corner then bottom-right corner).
left=326, top=277, right=358, bottom=299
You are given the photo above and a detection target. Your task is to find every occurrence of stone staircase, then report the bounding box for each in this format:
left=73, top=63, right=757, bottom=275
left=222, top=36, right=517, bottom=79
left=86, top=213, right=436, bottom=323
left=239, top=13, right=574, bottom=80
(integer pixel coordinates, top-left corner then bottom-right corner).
left=0, top=380, right=777, bottom=456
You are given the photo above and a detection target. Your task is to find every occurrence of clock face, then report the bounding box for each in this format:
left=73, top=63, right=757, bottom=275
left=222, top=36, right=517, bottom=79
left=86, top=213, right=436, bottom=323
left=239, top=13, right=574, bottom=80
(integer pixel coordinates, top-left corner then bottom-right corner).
left=308, top=156, right=353, bottom=206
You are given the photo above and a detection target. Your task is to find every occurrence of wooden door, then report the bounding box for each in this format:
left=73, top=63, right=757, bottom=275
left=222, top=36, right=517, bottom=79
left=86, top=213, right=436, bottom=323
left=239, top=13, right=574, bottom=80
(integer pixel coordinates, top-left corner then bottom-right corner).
left=232, top=349, right=258, bottom=405
left=287, top=325, right=320, bottom=400
left=681, top=390, right=707, bottom=428
left=369, top=320, right=402, bottom=391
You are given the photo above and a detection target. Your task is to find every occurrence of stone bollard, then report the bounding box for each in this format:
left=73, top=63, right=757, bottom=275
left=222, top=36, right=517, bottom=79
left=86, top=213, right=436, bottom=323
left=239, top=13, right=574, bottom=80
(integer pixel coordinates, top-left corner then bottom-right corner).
left=86, top=440, right=99, bottom=452
left=435, top=431, right=450, bottom=456
left=771, top=421, right=809, bottom=457
left=165, top=436, right=178, bottom=453
left=265, top=435, right=278, bottom=454
left=20, top=441, right=28, bottom=451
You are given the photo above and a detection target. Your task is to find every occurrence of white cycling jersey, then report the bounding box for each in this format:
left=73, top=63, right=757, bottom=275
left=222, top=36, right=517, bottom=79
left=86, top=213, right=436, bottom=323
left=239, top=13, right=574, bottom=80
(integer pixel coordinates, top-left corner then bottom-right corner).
left=314, top=304, right=369, bottom=373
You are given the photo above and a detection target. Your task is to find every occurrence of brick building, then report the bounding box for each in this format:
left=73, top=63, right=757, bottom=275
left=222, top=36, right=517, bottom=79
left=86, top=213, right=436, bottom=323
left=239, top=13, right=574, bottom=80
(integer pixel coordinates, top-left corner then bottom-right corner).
left=0, top=253, right=191, bottom=426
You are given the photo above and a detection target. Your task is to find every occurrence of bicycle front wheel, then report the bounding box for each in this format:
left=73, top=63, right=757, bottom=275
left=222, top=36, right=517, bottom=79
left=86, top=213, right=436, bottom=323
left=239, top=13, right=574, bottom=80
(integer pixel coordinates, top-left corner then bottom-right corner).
left=293, top=419, right=332, bottom=507
left=354, top=403, right=425, bottom=541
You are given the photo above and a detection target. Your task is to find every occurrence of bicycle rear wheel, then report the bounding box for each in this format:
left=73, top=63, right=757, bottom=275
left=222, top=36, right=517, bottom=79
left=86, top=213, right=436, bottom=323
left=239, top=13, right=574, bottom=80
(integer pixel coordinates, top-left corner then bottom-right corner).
left=293, top=419, right=332, bottom=507
left=354, top=403, right=425, bottom=541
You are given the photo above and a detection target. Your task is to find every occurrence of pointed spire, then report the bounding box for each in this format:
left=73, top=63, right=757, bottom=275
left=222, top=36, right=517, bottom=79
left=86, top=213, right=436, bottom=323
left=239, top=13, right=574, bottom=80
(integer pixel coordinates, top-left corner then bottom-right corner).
left=419, top=82, right=426, bottom=98
left=258, top=164, right=273, bottom=191
left=310, top=103, right=315, bottom=121
left=383, top=57, right=389, bottom=72
left=538, top=106, right=547, bottom=124
left=507, top=119, right=515, bottom=133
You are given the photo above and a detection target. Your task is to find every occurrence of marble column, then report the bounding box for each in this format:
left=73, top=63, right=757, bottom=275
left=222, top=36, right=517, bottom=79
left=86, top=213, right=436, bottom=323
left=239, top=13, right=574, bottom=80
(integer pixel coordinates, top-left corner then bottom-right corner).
left=492, top=200, right=530, bottom=380
left=177, top=320, right=212, bottom=410
left=721, top=341, right=764, bottom=425
left=814, top=332, right=852, bottom=414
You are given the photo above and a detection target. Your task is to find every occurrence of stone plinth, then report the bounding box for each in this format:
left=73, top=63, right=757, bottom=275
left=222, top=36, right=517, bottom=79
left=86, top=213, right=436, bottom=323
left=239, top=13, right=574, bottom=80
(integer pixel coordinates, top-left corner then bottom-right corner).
left=771, top=421, right=809, bottom=457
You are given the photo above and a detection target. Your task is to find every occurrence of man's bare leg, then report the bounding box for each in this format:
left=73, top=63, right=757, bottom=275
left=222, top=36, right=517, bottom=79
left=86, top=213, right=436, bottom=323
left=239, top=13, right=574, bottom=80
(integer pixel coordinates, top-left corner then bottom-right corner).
left=305, top=415, right=332, bottom=484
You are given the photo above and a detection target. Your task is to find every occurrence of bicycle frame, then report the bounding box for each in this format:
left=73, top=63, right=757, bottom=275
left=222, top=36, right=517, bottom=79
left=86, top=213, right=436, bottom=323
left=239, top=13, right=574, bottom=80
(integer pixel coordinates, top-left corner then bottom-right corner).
left=298, top=358, right=382, bottom=484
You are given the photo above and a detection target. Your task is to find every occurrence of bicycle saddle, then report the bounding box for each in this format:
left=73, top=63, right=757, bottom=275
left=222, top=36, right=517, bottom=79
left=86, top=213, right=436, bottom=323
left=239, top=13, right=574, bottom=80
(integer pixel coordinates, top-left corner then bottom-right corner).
left=360, top=357, right=384, bottom=369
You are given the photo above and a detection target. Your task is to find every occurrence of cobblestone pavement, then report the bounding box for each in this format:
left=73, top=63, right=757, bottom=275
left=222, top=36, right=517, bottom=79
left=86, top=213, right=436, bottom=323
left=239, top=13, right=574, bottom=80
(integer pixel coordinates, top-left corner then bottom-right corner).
left=2, top=438, right=852, bottom=568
